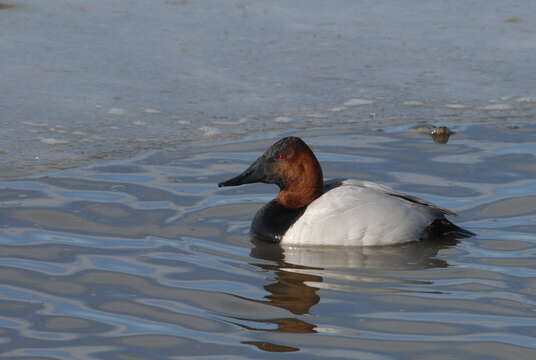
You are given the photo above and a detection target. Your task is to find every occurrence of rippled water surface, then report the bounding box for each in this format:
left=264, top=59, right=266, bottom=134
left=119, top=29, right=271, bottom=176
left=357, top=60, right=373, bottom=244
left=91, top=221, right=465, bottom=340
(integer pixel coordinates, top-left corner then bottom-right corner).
left=1, top=123, right=536, bottom=359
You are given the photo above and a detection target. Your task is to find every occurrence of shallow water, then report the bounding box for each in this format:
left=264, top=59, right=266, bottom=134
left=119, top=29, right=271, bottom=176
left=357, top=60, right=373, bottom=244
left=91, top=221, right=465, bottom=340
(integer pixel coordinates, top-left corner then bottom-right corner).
left=1, top=123, right=536, bottom=359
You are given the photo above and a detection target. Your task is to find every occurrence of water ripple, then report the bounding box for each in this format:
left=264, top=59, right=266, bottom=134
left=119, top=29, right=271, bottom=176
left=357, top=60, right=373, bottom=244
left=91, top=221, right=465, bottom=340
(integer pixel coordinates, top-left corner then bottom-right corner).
left=1, top=124, right=536, bottom=358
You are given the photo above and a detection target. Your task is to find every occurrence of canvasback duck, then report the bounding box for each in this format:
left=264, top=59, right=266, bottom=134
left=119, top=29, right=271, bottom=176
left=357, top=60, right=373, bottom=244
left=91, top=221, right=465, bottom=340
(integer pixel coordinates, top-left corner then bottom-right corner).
left=218, top=137, right=472, bottom=246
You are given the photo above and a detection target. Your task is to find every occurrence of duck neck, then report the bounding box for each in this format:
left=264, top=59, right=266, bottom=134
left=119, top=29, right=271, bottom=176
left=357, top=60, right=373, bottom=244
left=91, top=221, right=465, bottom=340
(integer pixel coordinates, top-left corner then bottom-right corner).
left=276, top=155, right=324, bottom=209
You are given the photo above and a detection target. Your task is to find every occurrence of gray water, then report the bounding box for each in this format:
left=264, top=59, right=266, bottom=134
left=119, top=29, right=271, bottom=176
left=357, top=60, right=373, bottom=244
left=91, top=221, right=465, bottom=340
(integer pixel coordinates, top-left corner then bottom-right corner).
left=1, top=123, right=536, bottom=359
left=1, top=0, right=536, bottom=178
left=2, top=1, right=536, bottom=358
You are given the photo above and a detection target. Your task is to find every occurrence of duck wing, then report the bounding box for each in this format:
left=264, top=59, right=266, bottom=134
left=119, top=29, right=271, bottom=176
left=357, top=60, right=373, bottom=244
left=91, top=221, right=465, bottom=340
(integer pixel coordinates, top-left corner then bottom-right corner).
left=332, top=179, right=457, bottom=217
left=284, top=181, right=442, bottom=246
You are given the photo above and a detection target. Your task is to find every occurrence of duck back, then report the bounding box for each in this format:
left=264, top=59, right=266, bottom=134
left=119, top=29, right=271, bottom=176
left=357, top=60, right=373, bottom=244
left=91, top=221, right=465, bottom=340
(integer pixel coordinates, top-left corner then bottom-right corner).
left=281, top=180, right=450, bottom=246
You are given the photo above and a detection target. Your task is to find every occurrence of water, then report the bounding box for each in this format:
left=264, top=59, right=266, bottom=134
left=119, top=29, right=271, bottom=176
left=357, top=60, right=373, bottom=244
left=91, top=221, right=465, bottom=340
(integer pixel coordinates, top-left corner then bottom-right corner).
left=1, top=122, right=536, bottom=359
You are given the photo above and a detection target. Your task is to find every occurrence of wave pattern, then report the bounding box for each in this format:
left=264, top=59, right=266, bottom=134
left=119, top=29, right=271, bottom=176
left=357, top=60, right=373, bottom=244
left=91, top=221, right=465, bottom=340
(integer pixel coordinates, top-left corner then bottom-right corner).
left=1, top=124, right=536, bottom=359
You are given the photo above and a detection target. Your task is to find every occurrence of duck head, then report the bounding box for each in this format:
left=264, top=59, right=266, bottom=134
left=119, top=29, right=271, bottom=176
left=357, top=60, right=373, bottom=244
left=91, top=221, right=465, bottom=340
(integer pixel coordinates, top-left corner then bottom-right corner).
left=218, top=137, right=324, bottom=208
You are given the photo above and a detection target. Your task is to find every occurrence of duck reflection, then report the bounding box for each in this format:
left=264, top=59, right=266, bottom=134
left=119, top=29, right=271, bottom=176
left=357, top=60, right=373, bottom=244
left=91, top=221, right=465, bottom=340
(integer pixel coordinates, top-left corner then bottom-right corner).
left=234, top=241, right=319, bottom=340
left=241, top=238, right=457, bottom=351
left=250, top=241, right=321, bottom=317
left=277, top=239, right=457, bottom=270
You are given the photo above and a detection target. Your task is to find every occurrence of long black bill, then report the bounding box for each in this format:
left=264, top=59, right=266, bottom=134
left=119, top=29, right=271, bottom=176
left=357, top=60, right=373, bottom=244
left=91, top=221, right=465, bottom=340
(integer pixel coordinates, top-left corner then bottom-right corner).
left=218, top=156, right=266, bottom=187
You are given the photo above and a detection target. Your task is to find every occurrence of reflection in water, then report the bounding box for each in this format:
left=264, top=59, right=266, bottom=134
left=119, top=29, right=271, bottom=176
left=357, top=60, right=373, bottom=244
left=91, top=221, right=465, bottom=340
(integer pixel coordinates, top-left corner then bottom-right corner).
left=242, top=341, right=300, bottom=352
left=241, top=239, right=457, bottom=352
left=279, top=239, right=456, bottom=270
left=250, top=241, right=320, bottom=316
left=233, top=241, right=319, bottom=352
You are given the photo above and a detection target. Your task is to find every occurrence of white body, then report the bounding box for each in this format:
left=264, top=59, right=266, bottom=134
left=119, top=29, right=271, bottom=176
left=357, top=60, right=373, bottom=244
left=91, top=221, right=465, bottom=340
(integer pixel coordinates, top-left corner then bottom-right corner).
left=281, top=180, right=447, bottom=246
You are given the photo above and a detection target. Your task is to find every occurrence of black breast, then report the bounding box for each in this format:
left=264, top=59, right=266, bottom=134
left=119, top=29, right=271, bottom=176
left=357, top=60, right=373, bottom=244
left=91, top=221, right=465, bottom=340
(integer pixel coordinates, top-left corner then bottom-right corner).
left=251, top=200, right=306, bottom=243
left=250, top=180, right=344, bottom=243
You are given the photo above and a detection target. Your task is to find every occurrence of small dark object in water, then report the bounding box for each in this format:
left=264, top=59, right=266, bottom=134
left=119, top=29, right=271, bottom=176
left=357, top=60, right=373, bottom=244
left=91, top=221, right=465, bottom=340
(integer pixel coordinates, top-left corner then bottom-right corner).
left=431, top=126, right=455, bottom=144
left=410, top=124, right=455, bottom=144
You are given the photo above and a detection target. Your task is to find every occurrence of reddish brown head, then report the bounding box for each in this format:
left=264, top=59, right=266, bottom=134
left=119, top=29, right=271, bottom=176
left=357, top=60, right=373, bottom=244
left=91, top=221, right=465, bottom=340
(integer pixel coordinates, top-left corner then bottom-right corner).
left=218, top=137, right=324, bottom=208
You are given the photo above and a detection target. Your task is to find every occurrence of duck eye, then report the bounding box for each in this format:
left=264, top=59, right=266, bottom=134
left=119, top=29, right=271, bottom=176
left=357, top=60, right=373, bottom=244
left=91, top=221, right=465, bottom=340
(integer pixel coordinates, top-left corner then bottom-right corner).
left=278, top=153, right=287, bottom=160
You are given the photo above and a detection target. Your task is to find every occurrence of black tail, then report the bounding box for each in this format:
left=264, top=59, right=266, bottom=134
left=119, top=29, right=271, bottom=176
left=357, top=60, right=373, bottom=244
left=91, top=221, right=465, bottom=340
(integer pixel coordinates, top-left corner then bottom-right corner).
left=427, top=218, right=475, bottom=240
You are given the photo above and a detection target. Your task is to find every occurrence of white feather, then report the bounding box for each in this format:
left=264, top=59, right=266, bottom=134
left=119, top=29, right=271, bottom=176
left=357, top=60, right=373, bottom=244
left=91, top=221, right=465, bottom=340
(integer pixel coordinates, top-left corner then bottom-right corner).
left=281, top=180, right=442, bottom=246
